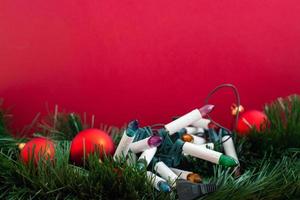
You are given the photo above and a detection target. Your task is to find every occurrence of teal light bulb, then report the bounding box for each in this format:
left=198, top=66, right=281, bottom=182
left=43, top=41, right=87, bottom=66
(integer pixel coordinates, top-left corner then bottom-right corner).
left=158, top=181, right=171, bottom=193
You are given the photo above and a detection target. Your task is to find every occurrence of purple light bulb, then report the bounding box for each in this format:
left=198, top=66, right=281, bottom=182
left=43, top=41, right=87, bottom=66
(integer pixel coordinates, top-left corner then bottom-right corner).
left=199, top=104, right=215, bottom=117
left=148, top=136, right=163, bottom=147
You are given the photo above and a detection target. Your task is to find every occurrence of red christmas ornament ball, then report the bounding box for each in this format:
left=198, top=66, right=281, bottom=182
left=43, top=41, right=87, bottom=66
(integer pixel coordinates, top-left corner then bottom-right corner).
left=20, top=137, right=55, bottom=165
left=236, top=110, right=268, bottom=135
left=70, top=128, right=115, bottom=165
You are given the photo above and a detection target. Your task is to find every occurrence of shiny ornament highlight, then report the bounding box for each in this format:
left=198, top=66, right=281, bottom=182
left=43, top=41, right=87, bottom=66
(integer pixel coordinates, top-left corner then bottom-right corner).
left=20, top=137, right=55, bottom=165
left=70, top=129, right=115, bottom=165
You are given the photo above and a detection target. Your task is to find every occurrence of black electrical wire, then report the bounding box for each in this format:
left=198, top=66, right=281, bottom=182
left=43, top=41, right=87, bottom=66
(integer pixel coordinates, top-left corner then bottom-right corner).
left=204, top=83, right=241, bottom=144
left=150, top=83, right=241, bottom=144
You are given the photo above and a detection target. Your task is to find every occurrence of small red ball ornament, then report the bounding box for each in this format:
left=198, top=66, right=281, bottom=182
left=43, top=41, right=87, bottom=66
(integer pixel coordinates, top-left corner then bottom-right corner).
left=20, top=137, right=55, bottom=165
left=236, top=110, right=268, bottom=135
left=70, top=128, right=115, bottom=165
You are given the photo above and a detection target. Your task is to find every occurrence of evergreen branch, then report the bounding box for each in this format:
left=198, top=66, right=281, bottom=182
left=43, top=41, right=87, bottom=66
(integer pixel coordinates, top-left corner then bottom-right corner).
left=0, top=103, right=27, bottom=158
left=38, top=112, right=83, bottom=141
left=38, top=110, right=124, bottom=142
left=203, top=156, right=300, bottom=200
left=237, top=95, right=300, bottom=166
left=0, top=96, right=300, bottom=199
left=0, top=143, right=172, bottom=200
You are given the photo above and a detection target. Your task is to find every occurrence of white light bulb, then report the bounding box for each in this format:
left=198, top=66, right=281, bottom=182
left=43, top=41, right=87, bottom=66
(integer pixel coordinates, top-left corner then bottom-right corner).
left=191, top=135, right=206, bottom=145
left=185, top=127, right=205, bottom=134
left=222, top=135, right=239, bottom=163
left=190, top=118, right=211, bottom=129
left=182, top=142, right=238, bottom=167
left=154, top=161, right=178, bottom=186
left=165, top=105, right=214, bottom=135
left=113, top=130, right=135, bottom=160
left=146, top=171, right=171, bottom=192
left=170, top=168, right=192, bottom=180
left=136, top=147, right=157, bottom=169
left=199, top=143, right=214, bottom=150
left=130, top=136, right=162, bottom=153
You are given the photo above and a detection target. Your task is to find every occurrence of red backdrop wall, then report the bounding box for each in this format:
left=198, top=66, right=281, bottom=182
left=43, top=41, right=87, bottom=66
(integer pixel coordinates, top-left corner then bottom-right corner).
left=1, top=0, right=300, bottom=132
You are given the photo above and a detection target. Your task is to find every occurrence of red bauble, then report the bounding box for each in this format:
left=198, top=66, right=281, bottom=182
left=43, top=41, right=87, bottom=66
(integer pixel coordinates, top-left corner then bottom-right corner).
left=20, top=137, right=55, bottom=165
left=236, top=110, right=268, bottom=135
left=70, top=128, right=115, bottom=165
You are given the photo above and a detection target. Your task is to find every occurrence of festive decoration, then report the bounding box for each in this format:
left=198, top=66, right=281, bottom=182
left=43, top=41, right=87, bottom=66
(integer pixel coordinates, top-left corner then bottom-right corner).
left=184, top=126, right=205, bottom=134
left=18, top=142, right=26, bottom=150
left=181, top=141, right=237, bottom=167
left=236, top=110, right=268, bottom=135
left=181, top=133, right=194, bottom=142
left=182, top=133, right=206, bottom=145
left=130, top=135, right=162, bottom=153
left=136, top=147, right=157, bottom=170
left=170, top=167, right=202, bottom=183
left=221, top=134, right=239, bottom=163
left=0, top=91, right=299, bottom=200
left=146, top=171, right=171, bottom=192
left=70, top=128, right=115, bottom=165
left=20, top=137, right=55, bottom=165
left=190, top=118, right=211, bottom=129
left=110, top=103, right=238, bottom=199
left=231, top=104, right=244, bottom=116
left=164, top=104, right=214, bottom=135
left=153, top=161, right=178, bottom=186
left=125, top=117, right=238, bottom=170
left=113, top=120, right=137, bottom=160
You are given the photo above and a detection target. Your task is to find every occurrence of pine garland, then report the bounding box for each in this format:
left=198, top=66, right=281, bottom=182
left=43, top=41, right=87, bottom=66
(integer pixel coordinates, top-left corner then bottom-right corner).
left=204, top=156, right=300, bottom=200
left=0, top=100, right=25, bottom=158
left=239, top=94, right=300, bottom=166
left=0, top=96, right=299, bottom=200
left=0, top=145, right=171, bottom=200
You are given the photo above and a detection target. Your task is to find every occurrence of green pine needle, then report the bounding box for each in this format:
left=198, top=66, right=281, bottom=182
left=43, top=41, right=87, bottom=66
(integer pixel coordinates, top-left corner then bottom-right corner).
left=0, top=95, right=300, bottom=199
left=238, top=95, right=300, bottom=166
left=203, top=156, right=300, bottom=200
left=38, top=109, right=123, bottom=143
left=0, top=143, right=171, bottom=200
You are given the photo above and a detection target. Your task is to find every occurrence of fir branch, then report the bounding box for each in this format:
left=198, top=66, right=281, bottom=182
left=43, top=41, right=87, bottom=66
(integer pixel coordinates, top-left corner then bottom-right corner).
left=203, top=156, right=300, bottom=200
left=238, top=95, right=300, bottom=164
left=0, top=102, right=26, bottom=158
left=38, top=110, right=124, bottom=143
left=38, top=112, right=83, bottom=141
left=0, top=143, right=172, bottom=200
left=1, top=96, right=300, bottom=199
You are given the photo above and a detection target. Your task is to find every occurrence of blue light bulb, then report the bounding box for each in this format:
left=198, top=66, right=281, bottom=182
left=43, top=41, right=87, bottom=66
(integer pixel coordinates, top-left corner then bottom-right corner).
left=158, top=181, right=171, bottom=193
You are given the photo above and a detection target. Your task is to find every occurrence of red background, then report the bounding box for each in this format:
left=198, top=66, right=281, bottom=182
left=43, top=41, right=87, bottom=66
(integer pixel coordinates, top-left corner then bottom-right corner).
left=1, top=0, right=300, bottom=132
